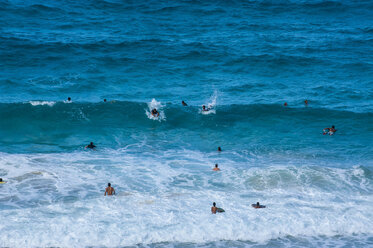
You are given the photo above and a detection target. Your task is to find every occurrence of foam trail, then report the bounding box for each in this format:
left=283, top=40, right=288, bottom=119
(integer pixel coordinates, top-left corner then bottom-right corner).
left=28, top=101, right=56, bottom=107
left=145, top=98, right=166, bottom=121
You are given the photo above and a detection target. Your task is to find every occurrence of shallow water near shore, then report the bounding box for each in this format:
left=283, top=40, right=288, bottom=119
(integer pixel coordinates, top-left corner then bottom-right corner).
left=1, top=0, right=373, bottom=247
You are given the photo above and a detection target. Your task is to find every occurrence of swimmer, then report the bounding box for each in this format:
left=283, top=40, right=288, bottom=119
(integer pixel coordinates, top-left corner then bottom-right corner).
left=304, top=99, right=308, bottom=106
left=211, top=202, right=218, bottom=214
left=182, top=101, right=188, bottom=106
left=151, top=108, right=159, bottom=117
left=0, top=178, right=2, bottom=182
left=202, top=105, right=210, bottom=111
left=323, top=125, right=337, bottom=135
left=105, top=183, right=115, bottom=196
left=67, top=97, right=71, bottom=102
left=104, top=99, right=107, bottom=102
left=218, top=147, right=222, bottom=152
left=284, top=102, right=288, bottom=106
left=252, top=202, right=266, bottom=209
left=213, top=164, right=220, bottom=171
left=85, top=142, right=96, bottom=149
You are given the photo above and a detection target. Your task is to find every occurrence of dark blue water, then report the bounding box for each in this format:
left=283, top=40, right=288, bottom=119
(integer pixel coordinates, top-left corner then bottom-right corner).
left=0, top=0, right=373, bottom=247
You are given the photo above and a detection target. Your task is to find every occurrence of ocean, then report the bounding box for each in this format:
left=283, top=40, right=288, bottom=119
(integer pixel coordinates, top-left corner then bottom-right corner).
left=0, top=0, right=373, bottom=247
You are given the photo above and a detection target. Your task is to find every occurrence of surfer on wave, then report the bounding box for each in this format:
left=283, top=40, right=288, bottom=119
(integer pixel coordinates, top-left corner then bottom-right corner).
left=202, top=105, right=210, bottom=112
left=252, top=202, right=266, bottom=209
left=151, top=108, right=160, bottom=117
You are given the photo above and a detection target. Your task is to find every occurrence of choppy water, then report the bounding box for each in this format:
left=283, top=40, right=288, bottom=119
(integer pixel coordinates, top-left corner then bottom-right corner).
left=1, top=0, right=373, bottom=247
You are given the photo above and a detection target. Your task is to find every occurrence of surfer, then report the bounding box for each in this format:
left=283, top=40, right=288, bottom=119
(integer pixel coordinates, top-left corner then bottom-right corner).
left=213, top=164, right=220, bottom=171
left=67, top=97, right=71, bottom=102
left=105, top=183, right=115, bottom=196
left=104, top=99, right=107, bottom=102
left=211, top=202, right=218, bottom=214
left=85, top=142, right=96, bottom=149
left=151, top=108, right=159, bottom=117
left=182, top=101, right=187, bottom=106
left=252, top=202, right=266, bottom=209
left=323, top=125, right=337, bottom=135
left=202, top=105, right=210, bottom=111
left=304, top=99, right=308, bottom=106
left=218, top=147, right=222, bottom=152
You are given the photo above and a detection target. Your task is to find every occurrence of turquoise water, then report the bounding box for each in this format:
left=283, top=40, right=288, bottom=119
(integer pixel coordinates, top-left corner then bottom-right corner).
left=0, top=0, right=373, bottom=247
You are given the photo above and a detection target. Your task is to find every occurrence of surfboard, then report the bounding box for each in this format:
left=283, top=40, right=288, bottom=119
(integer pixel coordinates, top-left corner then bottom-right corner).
left=251, top=204, right=265, bottom=208
left=217, top=208, right=225, bottom=213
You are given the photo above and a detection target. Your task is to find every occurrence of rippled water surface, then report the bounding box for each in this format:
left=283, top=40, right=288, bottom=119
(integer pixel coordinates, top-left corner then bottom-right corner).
left=0, top=0, right=373, bottom=247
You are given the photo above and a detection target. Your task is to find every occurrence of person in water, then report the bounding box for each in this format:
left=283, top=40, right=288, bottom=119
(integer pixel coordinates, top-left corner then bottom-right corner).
left=104, top=99, right=107, bottom=102
left=252, top=202, right=266, bottom=208
left=182, top=101, right=187, bottom=106
left=211, top=202, right=218, bottom=214
left=151, top=108, right=159, bottom=117
left=0, top=178, right=3, bottom=182
left=202, top=105, right=210, bottom=111
left=213, top=164, right=220, bottom=171
left=323, top=125, right=337, bottom=135
left=218, top=147, right=222, bottom=152
left=67, top=97, right=71, bottom=102
left=85, top=142, right=96, bottom=149
left=304, top=99, right=308, bottom=106
left=105, top=183, right=115, bottom=196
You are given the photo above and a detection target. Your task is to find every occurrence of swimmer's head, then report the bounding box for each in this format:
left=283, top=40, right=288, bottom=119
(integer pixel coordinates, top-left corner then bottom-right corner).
left=0, top=178, right=2, bottom=182
left=213, top=202, right=216, bottom=207
left=108, top=183, right=111, bottom=187
left=332, top=125, right=335, bottom=129
left=104, top=99, right=107, bottom=102
left=202, top=105, right=206, bottom=110
left=90, top=142, right=93, bottom=145
left=218, top=147, right=222, bottom=151
left=215, top=164, right=218, bottom=168
left=284, top=102, right=288, bottom=106
left=67, top=97, right=71, bottom=101
left=257, top=202, right=260, bottom=206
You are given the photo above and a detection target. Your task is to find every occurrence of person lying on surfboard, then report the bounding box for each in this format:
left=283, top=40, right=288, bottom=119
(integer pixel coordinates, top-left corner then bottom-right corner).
left=323, top=125, right=337, bottom=135
left=151, top=108, right=160, bottom=117
left=252, top=202, right=266, bottom=208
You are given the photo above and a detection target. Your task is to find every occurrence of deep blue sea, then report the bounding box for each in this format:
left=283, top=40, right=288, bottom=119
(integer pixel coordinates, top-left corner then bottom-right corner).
left=1, top=0, right=373, bottom=247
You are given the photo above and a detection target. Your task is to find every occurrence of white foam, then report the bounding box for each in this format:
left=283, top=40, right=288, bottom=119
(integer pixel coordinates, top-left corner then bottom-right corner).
left=0, top=150, right=372, bottom=247
left=145, top=98, right=166, bottom=121
left=28, top=101, right=56, bottom=107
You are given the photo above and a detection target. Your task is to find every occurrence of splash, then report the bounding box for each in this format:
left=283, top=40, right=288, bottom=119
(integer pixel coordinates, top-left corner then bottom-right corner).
left=200, top=91, right=218, bottom=115
left=145, top=99, right=166, bottom=121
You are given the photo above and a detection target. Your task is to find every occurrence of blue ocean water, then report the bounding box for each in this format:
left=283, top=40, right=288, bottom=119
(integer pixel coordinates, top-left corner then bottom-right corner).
left=0, top=0, right=373, bottom=247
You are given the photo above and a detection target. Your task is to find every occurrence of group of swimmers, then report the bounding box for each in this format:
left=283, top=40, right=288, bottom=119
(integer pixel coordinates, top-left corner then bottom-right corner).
left=150, top=100, right=213, bottom=117
left=210, top=201, right=265, bottom=214
left=66, top=97, right=336, bottom=213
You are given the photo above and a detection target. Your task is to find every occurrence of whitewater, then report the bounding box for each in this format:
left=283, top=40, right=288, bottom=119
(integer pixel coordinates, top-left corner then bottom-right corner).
left=1, top=0, right=373, bottom=247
